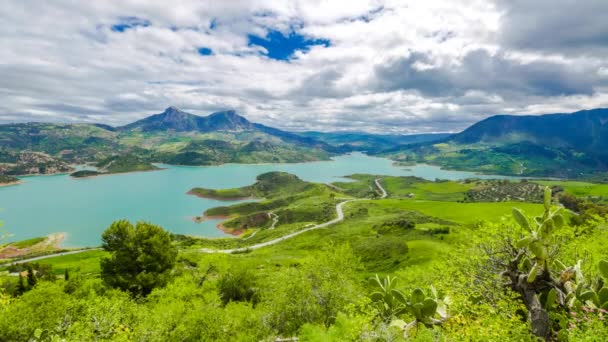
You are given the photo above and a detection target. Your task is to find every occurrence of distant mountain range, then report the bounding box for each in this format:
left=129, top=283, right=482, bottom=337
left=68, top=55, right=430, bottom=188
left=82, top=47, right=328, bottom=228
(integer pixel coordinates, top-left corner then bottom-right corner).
left=121, top=107, right=329, bottom=149
left=299, top=131, right=451, bottom=153
left=0, top=107, right=444, bottom=177
left=385, top=108, right=608, bottom=178
left=2, top=106, right=608, bottom=179
left=0, top=107, right=337, bottom=176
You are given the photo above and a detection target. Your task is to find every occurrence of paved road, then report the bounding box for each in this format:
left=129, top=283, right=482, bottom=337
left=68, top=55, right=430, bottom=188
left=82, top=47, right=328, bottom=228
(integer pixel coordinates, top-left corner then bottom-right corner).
left=0, top=248, right=102, bottom=267
left=375, top=178, right=388, bottom=199
left=200, top=199, right=361, bottom=254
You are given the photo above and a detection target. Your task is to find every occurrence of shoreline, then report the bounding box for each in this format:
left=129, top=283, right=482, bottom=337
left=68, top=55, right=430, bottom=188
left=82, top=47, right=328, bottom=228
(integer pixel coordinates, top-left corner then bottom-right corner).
left=216, top=222, right=244, bottom=236
left=192, top=213, right=231, bottom=223
left=70, top=167, right=166, bottom=179
left=0, top=181, right=22, bottom=187
left=186, top=189, right=254, bottom=201
left=157, top=153, right=340, bottom=169
left=0, top=232, right=66, bottom=259
left=192, top=213, right=245, bottom=236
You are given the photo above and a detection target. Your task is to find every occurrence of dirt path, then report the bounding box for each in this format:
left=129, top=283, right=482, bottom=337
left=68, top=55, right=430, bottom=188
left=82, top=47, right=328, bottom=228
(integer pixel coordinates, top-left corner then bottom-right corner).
left=268, top=212, right=279, bottom=229
left=375, top=178, right=388, bottom=198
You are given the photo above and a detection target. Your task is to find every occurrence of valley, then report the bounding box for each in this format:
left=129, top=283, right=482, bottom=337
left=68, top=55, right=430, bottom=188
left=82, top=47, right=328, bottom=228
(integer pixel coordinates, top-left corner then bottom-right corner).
left=3, top=163, right=607, bottom=341
left=2, top=108, right=608, bottom=341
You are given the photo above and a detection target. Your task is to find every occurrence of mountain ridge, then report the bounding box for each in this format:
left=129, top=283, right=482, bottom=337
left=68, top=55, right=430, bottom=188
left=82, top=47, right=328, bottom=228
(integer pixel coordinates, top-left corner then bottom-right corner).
left=384, top=108, right=608, bottom=178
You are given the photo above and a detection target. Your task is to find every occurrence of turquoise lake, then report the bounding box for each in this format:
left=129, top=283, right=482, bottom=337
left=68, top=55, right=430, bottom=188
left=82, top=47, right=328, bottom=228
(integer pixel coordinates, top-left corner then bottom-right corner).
left=0, top=153, right=512, bottom=247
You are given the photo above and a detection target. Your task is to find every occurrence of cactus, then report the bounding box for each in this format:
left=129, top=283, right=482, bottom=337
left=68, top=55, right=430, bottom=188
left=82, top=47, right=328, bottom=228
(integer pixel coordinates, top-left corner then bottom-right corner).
left=502, top=187, right=608, bottom=339
left=369, top=275, right=408, bottom=321
left=370, top=275, right=448, bottom=337
left=512, top=187, right=565, bottom=283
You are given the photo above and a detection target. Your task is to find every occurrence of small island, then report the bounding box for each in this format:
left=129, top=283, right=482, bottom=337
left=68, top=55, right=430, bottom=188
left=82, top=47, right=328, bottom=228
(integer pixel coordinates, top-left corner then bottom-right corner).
left=70, top=170, right=103, bottom=178
left=70, top=154, right=160, bottom=178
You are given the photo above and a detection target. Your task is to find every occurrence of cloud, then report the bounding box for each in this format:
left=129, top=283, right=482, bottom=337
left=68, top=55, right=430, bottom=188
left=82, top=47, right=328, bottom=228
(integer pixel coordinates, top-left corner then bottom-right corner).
left=495, top=0, right=608, bottom=57
left=0, top=0, right=607, bottom=133
left=374, top=49, right=603, bottom=97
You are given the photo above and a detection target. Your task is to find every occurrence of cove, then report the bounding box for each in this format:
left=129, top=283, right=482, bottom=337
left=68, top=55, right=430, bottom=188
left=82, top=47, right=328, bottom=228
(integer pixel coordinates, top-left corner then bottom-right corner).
left=0, top=153, right=513, bottom=247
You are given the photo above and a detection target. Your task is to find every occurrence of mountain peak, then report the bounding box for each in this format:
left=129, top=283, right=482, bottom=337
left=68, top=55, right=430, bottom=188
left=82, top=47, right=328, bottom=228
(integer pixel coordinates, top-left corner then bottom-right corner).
left=204, top=110, right=253, bottom=130
left=162, top=106, right=186, bottom=117
left=121, top=108, right=254, bottom=132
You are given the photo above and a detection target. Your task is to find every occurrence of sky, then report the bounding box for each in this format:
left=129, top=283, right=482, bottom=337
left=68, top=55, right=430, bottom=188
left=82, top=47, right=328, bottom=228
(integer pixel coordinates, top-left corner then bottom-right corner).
left=1, top=0, right=608, bottom=133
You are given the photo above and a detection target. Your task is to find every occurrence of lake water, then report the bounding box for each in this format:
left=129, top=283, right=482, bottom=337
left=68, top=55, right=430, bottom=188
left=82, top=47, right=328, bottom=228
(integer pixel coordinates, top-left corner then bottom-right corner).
left=0, top=153, right=512, bottom=247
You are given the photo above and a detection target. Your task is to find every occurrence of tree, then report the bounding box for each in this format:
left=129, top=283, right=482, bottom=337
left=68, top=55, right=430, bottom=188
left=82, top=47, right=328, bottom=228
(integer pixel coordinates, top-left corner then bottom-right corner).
left=100, top=220, right=178, bottom=297
left=26, top=264, right=37, bottom=288
left=64, top=269, right=69, bottom=281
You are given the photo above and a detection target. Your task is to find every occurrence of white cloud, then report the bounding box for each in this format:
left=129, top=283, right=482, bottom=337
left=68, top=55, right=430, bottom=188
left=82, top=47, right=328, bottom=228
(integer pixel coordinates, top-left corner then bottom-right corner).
left=0, top=0, right=607, bottom=133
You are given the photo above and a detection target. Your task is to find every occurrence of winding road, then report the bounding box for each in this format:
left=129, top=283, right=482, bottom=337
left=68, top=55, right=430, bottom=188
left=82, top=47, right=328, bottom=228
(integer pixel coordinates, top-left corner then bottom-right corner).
left=375, top=178, right=388, bottom=199
left=199, top=178, right=388, bottom=254
left=199, top=199, right=361, bottom=254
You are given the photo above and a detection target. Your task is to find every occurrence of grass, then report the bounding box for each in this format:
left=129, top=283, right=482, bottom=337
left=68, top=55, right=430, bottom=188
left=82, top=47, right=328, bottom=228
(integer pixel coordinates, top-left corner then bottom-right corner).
left=189, top=187, right=252, bottom=199
left=383, top=178, right=473, bottom=201
left=40, top=250, right=109, bottom=275
left=7, top=237, right=45, bottom=249
left=357, top=199, right=544, bottom=224
left=535, top=180, right=608, bottom=197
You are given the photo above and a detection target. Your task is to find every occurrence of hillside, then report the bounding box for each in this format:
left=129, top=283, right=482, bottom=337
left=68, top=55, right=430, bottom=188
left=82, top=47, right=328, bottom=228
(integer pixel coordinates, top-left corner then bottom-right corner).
left=383, top=108, right=608, bottom=178
left=0, top=108, right=338, bottom=176
left=298, top=131, right=451, bottom=153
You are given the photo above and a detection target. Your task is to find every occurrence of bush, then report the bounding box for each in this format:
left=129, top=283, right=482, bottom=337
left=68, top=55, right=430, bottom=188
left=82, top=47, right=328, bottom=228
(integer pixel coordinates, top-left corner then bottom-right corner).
left=217, top=266, right=259, bottom=306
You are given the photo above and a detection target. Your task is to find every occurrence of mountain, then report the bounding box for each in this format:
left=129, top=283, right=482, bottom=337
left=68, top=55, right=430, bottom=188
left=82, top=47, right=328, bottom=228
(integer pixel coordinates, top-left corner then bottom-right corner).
left=299, top=131, right=452, bottom=153
left=0, top=107, right=345, bottom=176
left=383, top=108, right=608, bottom=178
left=452, top=108, right=608, bottom=155
left=121, top=107, right=254, bottom=132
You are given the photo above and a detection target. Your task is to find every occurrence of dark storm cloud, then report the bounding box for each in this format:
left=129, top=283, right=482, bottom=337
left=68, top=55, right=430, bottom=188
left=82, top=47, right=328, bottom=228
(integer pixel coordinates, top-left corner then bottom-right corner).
left=374, top=49, right=602, bottom=98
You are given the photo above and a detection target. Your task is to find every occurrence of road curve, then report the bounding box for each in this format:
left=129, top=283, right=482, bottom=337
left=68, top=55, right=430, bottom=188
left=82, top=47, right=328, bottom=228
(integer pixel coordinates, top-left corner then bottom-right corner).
left=375, top=178, right=388, bottom=199
left=0, top=248, right=102, bottom=267
left=199, top=199, right=362, bottom=254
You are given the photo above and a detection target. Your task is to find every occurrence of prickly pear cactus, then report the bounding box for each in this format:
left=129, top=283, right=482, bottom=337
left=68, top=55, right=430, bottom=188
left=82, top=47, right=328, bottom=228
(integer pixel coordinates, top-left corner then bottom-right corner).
left=370, top=275, right=449, bottom=338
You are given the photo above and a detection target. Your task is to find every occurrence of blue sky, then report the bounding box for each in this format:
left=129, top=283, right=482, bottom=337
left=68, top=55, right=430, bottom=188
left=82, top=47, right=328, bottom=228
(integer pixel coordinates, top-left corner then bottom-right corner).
left=0, top=0, right=607, bottom=133
left=247, top=30, right=330, bottom=61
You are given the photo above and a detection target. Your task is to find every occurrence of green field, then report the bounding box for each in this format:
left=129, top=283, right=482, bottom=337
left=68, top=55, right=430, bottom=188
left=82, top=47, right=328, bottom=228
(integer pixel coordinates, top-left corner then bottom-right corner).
left=38, top=250, right=108, bottom=275
left=535, top=180, right=608, bottom=197
left=5, top=237, right=45, bottom=249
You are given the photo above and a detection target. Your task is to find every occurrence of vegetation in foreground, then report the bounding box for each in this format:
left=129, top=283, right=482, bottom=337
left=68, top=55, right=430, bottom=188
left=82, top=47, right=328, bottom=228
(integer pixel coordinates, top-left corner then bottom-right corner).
left=1, top=175, right=608, bottom=341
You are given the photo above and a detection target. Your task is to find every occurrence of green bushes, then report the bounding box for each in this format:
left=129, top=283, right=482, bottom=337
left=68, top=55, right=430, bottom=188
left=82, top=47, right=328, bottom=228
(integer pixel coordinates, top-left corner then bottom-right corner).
left=217, top=265, right=259, bottom=305
left=261, top=245, right=362, bottom=335
left=353, top=236, right=409, bottom=271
